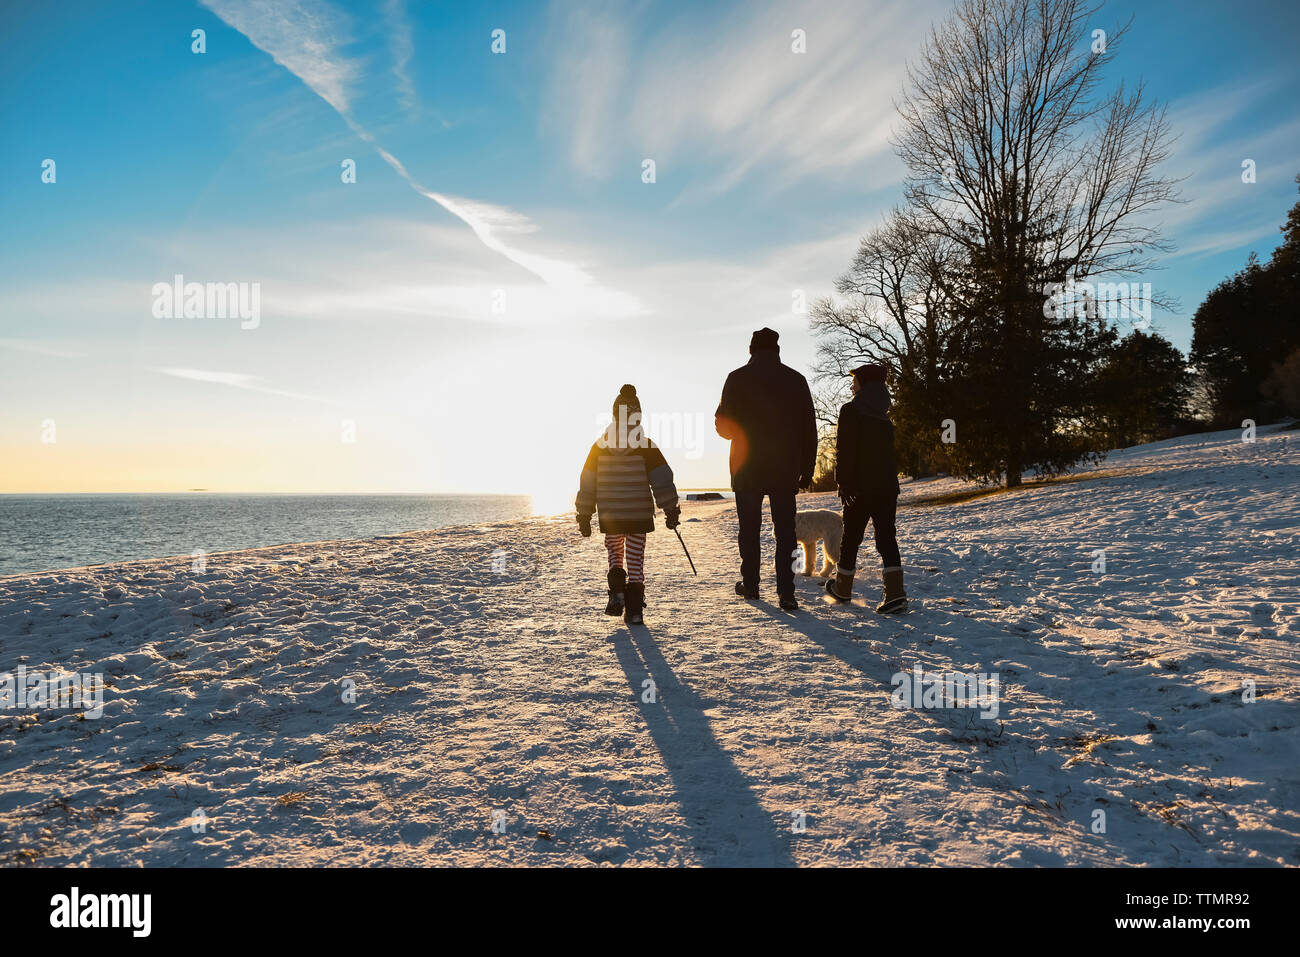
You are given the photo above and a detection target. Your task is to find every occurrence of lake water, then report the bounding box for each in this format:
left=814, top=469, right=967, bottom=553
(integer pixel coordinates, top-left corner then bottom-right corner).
left=0, top=494, right=535, bottom=577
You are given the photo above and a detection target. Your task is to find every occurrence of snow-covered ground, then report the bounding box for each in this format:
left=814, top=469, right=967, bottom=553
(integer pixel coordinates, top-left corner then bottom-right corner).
left=1, top=426, right=1297, bottom=866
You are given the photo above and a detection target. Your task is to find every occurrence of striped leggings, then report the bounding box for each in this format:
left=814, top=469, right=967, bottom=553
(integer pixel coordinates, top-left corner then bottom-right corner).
left=604, top=533, right=646, bottom=583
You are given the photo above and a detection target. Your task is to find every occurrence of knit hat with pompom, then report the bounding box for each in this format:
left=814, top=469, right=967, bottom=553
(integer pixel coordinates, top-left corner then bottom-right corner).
left=612, top=383, right=641, bottom=418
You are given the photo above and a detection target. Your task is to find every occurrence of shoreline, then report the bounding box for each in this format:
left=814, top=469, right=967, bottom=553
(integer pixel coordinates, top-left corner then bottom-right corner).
left=4, top=425, right=1278, bottom=582
left=0, top=511, right=579, bottom=586
left=0, top=491, right=740, bottom=582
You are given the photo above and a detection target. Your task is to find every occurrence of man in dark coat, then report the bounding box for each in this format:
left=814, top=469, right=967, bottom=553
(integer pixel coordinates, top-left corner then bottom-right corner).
left=826, top=363, right=906, bottom=613
left=715, top=327, right=817, bottom=609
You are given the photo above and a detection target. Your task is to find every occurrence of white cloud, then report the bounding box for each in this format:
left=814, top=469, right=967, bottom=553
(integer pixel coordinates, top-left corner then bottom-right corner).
left=1156, top=81, right=1300, bottom=259
left=0, top=339, right=86, bottom=359
left=201, top=0, right=358, bottom=114
left=416, top=191, right=594, bottom=292
left=382, top=0, right=417, bottom=114
left=1168, top=222, right=1286, bottom=260
left=0, top=216, right=647, bottom=333
left=543, top=0, right=943, bottom=194
left=201, top=0, right=635, bottom=308
left=151, top=366, right=337, bottom=404
left=542, top=5, right=632, bottom=178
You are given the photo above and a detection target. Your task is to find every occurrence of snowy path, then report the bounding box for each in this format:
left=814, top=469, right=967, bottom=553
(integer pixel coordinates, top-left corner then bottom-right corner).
left=1, top=427, right=1297, bottom=866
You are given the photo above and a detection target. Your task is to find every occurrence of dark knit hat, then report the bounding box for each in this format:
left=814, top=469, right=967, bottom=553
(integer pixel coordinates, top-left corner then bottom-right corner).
left=749, top=327, right=780, bottom=353
left=850, top=363, right=887, bottom=383
left=612, top=383, right=640, bottom=417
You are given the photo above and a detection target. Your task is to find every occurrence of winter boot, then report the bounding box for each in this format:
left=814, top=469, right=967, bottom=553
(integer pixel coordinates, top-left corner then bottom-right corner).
left=827, top=567, right=854, bottom=603
left=735, top=580, right=759, bottom=600
left=624, top=581, right=646, bottom=626
left=778, top=591, right=799, bottom=611
left=876, top=566, right=908, bottom=614
left=605, top=567, right=626, bottom=616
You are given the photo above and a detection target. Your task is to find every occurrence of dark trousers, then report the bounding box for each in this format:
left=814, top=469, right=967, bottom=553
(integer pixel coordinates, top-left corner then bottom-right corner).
left=839, top=495, right=901, bottom=572
left=735, top=488, right=797, bottom=595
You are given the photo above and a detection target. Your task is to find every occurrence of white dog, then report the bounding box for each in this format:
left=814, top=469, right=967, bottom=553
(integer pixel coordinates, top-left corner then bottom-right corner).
left=794, top=509, right=843, bottom=577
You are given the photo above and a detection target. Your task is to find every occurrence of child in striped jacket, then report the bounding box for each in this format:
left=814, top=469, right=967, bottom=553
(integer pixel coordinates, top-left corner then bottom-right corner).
left=575, top=384, right=681, bottom=625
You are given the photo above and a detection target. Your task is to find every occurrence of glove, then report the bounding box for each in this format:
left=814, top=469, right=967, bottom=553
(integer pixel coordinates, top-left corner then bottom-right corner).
left=664, top=509, right=681, bottom=530
left=578, top=516, right=592, bottom=538
left=798, top=473, right=814, bottom=491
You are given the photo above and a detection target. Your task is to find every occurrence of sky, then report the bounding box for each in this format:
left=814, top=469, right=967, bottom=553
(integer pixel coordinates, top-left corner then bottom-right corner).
left=2, top=0, right=1298, bottom=502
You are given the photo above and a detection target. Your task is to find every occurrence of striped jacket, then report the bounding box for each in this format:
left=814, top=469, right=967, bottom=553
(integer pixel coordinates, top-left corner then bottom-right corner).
left=575, top=438, right=680, bottom=535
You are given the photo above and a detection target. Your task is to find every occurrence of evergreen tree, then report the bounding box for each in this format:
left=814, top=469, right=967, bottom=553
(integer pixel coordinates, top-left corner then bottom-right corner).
left=1191, top=177, right=1300, bottom=426
left=1093, top=330, right=1193, bottom=447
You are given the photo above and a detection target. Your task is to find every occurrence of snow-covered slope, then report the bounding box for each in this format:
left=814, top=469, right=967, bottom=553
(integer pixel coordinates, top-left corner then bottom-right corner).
left=1, top=426, right=1296, bottom=866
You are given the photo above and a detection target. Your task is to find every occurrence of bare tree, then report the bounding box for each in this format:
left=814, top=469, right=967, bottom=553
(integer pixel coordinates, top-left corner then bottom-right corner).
left=811, top=210, right=967, bottom=476
left=893, top=0, right=1180, bottom=485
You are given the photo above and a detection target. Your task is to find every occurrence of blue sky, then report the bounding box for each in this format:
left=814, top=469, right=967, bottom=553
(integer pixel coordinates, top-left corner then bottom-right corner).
left=2, top=0, right=1298, bottom=497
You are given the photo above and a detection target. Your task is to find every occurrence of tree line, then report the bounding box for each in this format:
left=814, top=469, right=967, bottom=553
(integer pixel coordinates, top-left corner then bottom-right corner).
left=809, top=0, right=1299, bottom=489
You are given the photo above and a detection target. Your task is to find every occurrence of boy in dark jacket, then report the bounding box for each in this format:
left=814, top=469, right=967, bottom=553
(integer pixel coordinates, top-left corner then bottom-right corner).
left=827, top=364, right=907, bottom=613
left=575, top=384, right=681, bottom=625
